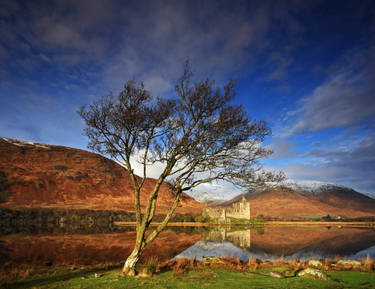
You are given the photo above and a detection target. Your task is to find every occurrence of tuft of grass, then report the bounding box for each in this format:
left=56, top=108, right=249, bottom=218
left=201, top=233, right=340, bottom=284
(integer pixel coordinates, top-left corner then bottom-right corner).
left=140, top=256, right=159, bottom=275
left=364, top=254, right=374, bottom=271
left=247, top=256, right=256, bottom=267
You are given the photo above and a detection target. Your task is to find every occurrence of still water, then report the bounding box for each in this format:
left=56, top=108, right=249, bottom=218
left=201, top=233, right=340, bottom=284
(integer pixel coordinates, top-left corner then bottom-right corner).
left=1, top=226, right=375, bottom=268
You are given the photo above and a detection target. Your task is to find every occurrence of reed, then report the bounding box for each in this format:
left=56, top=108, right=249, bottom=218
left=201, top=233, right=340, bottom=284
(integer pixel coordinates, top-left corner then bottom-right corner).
left=364, top=254, right=374, bottom=270
left=247, top=256, right=256, bottom=267
left=142, top=256, right=159, bottom=275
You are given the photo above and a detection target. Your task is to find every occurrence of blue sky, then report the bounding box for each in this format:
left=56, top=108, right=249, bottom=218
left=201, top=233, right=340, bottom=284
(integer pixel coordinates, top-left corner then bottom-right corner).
left=1, top=0, right=374, bottom=196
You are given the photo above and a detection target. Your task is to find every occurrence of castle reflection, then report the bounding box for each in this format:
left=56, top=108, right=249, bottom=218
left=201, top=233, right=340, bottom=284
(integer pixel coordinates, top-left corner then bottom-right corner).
left=203, top=228, right=251, bottom=249
left=176, top=226, right=375, bottom=261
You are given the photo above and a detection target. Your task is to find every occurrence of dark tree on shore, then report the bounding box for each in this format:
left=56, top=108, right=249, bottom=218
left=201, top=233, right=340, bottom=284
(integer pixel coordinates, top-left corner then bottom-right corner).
left=78, top=61, right=283, bottom=275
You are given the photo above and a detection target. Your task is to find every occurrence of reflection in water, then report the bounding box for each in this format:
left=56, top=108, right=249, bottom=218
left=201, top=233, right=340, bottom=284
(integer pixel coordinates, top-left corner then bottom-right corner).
left=204, top=228, right=251, bottom=248
left=0, top=230, right=202, bottom=269
left=176, top=227, right=375, bottom=261
left=1, top=226, right=375, bottom=269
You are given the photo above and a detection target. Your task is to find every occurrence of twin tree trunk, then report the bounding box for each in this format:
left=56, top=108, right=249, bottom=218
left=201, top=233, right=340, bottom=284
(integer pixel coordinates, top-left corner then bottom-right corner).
left=121, top=181, right=182, bottom=276
left=122, top=240, right=143, bottom=276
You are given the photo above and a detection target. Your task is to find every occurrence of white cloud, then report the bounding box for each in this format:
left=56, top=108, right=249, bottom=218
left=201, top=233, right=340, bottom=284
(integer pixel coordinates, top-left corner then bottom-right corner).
left=284, top=46, right=375, bottom=136
left=268, top=137, right=297, bottom=159
left=101, top=1, right=307, bottom=95
left=188, top=182, right=243, bottom=202
left=281, top=133, right=375, bottom=196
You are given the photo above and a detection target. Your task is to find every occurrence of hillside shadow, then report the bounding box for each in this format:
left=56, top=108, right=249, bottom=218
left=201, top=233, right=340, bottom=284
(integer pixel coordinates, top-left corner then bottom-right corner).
left=2, top=265, right=120, bottom=289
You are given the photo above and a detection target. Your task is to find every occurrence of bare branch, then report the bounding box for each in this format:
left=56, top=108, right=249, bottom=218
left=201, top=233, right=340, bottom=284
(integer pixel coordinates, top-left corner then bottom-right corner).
left=78, top=61, right=284, bottom=275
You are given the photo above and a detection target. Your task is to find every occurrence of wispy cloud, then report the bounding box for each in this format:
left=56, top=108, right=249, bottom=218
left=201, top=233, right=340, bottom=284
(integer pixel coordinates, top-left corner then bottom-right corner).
left=268, top=137, right=298, bottom=159
left=284, top=46, right=375, bottom=136
left=282, top=133, right=375, bottom=195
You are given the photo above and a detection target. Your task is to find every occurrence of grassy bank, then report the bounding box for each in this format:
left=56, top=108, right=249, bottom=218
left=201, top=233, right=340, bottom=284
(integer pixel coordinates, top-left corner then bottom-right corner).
left=2, top=266, right=375, bottom=289
left=3, top=257, right=374, bottom=289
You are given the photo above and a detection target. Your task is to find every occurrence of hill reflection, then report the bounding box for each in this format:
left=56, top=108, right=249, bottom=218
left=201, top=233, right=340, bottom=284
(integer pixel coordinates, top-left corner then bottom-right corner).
left=176, top=226, right=375, bottom=261
left=1, top=226, right=374, bottom=270
left=0, top=229, right=202, bottom=269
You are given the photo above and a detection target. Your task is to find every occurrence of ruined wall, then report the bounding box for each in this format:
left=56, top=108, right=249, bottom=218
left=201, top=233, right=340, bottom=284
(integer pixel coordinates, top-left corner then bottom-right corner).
left=226, top=197, right=250, bottom=220
left=202, top=196, right=250, bottom=222
left=202, top=207, right=226, bottom=221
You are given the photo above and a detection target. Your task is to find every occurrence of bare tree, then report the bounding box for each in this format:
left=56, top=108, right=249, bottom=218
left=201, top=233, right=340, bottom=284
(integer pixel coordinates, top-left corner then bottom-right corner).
left=78, top=62, right=283, bottom=275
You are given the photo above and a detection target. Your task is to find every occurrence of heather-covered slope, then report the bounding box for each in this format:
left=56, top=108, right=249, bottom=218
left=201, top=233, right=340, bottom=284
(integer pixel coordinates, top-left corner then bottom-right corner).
left=222, top=186, right=375, bottom=219
left=0, top=138, right=203, bottom=215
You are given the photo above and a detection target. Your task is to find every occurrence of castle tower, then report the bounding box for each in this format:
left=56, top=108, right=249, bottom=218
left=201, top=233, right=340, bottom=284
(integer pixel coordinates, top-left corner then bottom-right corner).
left=241, top=196, right=250, bottom=220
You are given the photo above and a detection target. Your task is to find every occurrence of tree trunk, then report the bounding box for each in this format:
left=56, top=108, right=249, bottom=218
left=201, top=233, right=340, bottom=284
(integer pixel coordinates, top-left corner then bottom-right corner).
left=121, top=189, right=182, bottom=276
left=121, top=246, right=143, bottom=276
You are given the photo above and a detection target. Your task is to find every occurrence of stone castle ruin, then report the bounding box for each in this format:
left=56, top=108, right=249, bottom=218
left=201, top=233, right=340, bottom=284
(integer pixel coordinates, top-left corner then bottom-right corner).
left=202, top=196, right=250, bottom=223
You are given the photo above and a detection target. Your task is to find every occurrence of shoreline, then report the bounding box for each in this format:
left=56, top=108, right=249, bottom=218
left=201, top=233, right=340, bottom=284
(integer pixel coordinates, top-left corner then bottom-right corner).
left=2, top=256, right=374, bottom=288
left=115, top=221, right=375, bottom=227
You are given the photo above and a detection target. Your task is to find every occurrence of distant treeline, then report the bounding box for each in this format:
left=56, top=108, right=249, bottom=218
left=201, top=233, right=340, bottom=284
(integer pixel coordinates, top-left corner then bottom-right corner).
left=256, top=214, right=375, bottom=222
left=0, top=207, right=200, bottom=235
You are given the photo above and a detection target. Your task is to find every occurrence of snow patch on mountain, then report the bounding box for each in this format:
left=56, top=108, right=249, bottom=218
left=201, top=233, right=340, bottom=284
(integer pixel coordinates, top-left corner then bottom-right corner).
left=186, top=182, right=243, bottom=204
left=1, top=137, right=50, bottom=149
left=187, top=191, right=242, bottom=204
left=187, top=179, right=355, bottom=204
left=281, top=179, right=348, bottom=195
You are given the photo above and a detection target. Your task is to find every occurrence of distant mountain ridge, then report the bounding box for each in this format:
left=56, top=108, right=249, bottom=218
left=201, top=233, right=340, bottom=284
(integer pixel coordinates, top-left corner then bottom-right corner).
left=0, top=137, right=203, bottom=215
left=1, top=137, right=374, bottom=219
left=281, top=180, right=348, bottom=195
left=220, top=182, right=375, bottom=219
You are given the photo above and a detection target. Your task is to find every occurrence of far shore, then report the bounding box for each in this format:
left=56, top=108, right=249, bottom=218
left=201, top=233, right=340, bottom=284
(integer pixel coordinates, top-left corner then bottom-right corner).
left=115, top=221, right=375, bottom=227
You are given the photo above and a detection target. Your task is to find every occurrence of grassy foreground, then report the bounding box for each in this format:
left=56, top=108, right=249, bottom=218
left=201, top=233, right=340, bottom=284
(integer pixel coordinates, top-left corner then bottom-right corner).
left=2, top=265, right=375, bottom=289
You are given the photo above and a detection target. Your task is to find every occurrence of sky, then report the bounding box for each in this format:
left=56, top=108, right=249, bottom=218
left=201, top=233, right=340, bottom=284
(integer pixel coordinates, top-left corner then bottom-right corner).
left=1, top=0, right=375, bottom=197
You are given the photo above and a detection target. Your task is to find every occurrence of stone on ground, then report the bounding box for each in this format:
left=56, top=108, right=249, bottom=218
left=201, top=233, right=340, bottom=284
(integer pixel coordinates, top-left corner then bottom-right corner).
left=337, top=260, right=361, bottom=266
left=297, top=268, right=328, bottom=280
left=308, top=259, right=322, bottom=267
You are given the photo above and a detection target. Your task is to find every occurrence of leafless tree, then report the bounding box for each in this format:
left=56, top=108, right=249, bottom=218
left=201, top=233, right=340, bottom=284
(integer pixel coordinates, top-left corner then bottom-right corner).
left=78, top=61, right=283, bottom=275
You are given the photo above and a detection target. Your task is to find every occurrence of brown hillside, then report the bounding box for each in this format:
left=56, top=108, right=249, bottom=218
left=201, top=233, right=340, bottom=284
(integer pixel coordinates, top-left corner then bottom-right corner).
left=223, top=187, right=375, bottom=219
left=0, top=138, right=203, bottom=215
left=250, top=226, right=375, bottom=257
left=310, top=187, right=375, bottom=213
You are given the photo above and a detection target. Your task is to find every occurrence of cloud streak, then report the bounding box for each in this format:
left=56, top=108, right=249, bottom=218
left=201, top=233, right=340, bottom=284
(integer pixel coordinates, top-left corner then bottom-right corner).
left=285, top=46, right=375, bottom=136
left=283, top=133, right=375, bottom=196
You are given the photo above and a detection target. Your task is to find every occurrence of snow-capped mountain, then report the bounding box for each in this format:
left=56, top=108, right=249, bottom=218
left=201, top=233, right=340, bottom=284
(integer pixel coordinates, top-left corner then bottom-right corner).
left=190, top=179, right=362, bottom=205
left=1, top=137, right=50, bottom=149
left=187, top=192, right=235, bottom=205
left=280, top=180, right=348, bottom=196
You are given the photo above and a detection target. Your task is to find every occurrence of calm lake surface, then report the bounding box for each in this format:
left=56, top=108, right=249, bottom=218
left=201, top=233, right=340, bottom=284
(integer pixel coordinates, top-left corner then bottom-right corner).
left=1, top=226, right=375, bottom=269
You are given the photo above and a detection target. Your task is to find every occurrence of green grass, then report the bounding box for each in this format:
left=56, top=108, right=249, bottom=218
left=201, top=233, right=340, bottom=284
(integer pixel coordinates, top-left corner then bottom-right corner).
left=2, top=266, right=375, bottom=289
left=306, top=215, right=324, bottom=220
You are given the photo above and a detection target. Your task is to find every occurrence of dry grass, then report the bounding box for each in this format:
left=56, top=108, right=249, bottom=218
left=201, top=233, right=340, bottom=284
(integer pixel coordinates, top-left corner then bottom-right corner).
left=247, top=256, right=256, bottom=267
left=273, top=255, right=285, bottom=266
left=289, top=258, right=297, bottom=266
left=161, top=256, right=375, bottom=274
left=364, top=254, right=374, bottom=270
left=323, top=259, right=332, bottom=270
left=140, top=256, right=159, bottom=275
left=4, top=255, right=373, bottom=284
left=158, top=258, right=196, bottom=274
